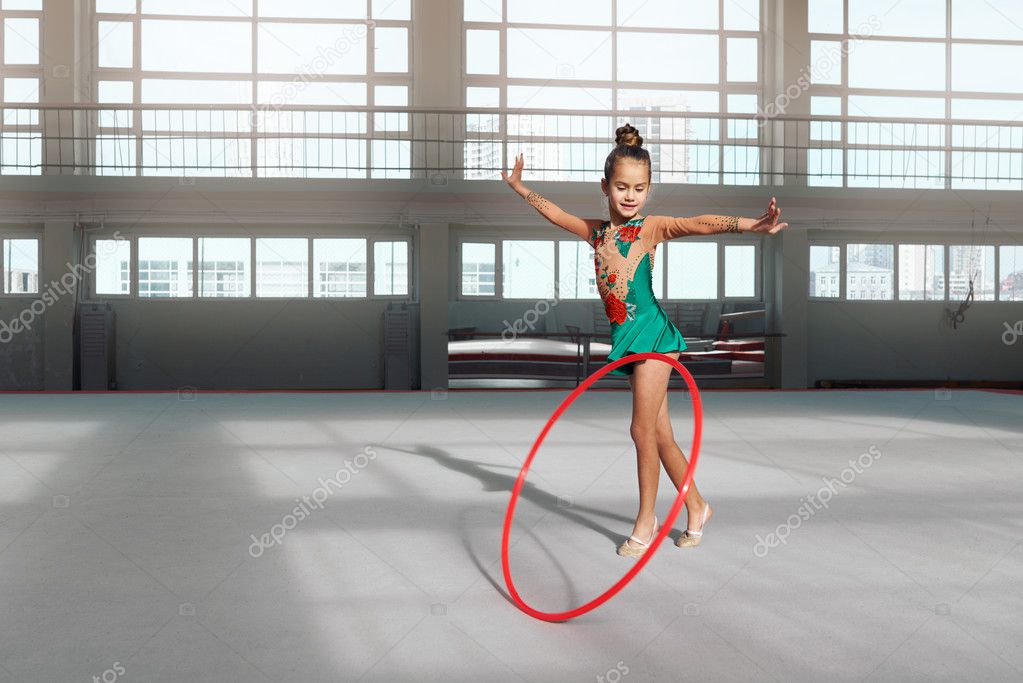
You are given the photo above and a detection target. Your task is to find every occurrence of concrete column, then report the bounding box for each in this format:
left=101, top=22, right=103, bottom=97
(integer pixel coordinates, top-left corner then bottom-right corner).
left=42, top=221, right=76, bottom=389
left=417, top=222, right=450, bottom=391
left=410, top=0, right=463, bottom=179
left=762, top=0, right=811, bottom=388
left=40, top=0, right=83, bottom=173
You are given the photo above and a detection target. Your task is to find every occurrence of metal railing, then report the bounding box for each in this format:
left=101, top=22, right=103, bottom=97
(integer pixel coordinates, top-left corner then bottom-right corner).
left=1, top=104, right=1022, bottom=188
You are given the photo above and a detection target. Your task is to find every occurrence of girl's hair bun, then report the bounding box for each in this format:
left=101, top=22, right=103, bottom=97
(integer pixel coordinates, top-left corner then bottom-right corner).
left=615, top=123, right=643, bottom=148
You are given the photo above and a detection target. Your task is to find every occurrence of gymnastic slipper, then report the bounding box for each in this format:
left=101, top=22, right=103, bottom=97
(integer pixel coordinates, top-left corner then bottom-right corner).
left=676, top=504, right=712, bottom=548
left=617, top=515, right=659, bottom=558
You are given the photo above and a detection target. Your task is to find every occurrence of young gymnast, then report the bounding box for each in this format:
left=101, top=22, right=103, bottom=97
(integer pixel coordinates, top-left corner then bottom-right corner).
left=501, top=123, right=787, bottom=557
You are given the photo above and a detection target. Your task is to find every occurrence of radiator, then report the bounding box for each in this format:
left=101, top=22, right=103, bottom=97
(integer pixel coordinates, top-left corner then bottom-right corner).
left=383, top=305, right=411, bottom=390
left=79, top=303, right=115, bottom=390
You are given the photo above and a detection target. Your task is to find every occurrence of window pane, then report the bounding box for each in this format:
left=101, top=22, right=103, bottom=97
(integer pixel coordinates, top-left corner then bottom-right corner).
left=619, top=33, right=717, bottom=84
left=373, top=0, right=410, bottom=20
left=808, top=0, right=843, bottom=33
left=466, top=86, right=499, bottom=107
left=314, top=238, right=367, bottom=298
left=199, top=237, right=251, bottom=297
left=725, top=244, right=755, bottom=297
left=953, top=0, right=1023, bottom=41
left=464, top=0, right=501, bottom=22
left=999, top=245, right=1023, bottom=301
left=374, top=26, right=408, bottom=73
left=726, top=38, right=757, bottom=83
left=618, top=0, right=716, bottom=29
left=509, top=29, right=611, bottom=80
left=95, top=239, right=132, bottom=295
left=953, top=44, right=1023, bottom=94
left=142, top=0, right=252, bottom=16
left=898, top=244, right=944, bottom=301
left=510, top=0, right=610, bottom=26
left=725, top=0, right=759, bottom=31
left=462, top=242, right=496, bottom=296
left=556, top=240, right=596, bottom=299
left=96, top=0, right=135, bottom=12
left=847, top=243, right=893, bottom=300
left=259, top=0, right=365, bottom=19
left=138, top=237, right=193, bottom=298
left=507, top=85, right=611, bottom=110
left=619, top=89, right=719, bottom=113
left=4, top=18, right=39, bottom=64
left=810, top=40, right=842, bottom=84
left=666, top=242, right=716, bottom=299
left=502, top=240, right=554, bottom=299
left=466, top=29, right=500, bottom=74
left=849, top=0, right=945, bottom=38
left=809, top=244, right=840, bottom=298
left=258, top=23, right=368, bottom=75
left=141, top=20, right=252, bottom=73
left=3, top=238, right=38, bottom=293
left=849, top=41, right=945, bottom=90
left=2, top=77, right=38, bottom=125
left=374, top=241, right=409, bottom=296
left=97, top=21, right=133, bottom=68
left=257, top=238, right=308, bottom=297
left=950, top=245, right=995, bottom=301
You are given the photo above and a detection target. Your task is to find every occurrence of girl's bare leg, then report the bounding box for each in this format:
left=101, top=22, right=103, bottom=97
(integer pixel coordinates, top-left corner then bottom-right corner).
left=622, top=356, right=673, bottom=549
left=651, top=361, right=712, bottom=532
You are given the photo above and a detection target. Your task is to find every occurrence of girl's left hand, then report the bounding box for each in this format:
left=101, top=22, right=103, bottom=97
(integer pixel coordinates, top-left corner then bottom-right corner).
left=749, top=196, right=788, bottom=234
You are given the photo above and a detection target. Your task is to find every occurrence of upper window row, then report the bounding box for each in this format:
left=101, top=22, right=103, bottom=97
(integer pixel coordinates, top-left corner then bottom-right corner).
left=810, top=0, right=1023, bottom=40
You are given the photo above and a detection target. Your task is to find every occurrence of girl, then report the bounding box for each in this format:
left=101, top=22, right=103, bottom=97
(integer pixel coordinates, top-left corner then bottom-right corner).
left=501, top=123, right=787, bottom=557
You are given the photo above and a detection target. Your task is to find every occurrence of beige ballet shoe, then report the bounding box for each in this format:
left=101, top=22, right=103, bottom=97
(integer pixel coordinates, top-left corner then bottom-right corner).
left=676, top=504, right=712, bottom=548
left=618, top=515, right=659, bottom=558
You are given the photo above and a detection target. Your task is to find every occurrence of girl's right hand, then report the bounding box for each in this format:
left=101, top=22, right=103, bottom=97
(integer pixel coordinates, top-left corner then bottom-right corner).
left=501, top=152, right=524, bottom=191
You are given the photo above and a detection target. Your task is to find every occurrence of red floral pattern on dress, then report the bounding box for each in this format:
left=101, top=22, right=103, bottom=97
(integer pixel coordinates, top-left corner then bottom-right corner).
left=608, top=272, right=617, bottom=284
left=617, top=225, right=641, bottom=242
left=604, top=290, right=628, bottom=325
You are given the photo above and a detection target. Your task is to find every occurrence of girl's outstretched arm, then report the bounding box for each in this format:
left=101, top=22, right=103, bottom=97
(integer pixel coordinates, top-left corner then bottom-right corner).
left=645, top=197, right=788, bottom=246
left=501, top=152, right=601, bottom=241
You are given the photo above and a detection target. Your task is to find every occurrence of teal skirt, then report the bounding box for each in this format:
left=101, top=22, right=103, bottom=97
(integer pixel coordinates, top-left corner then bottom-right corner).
left=604, top=252, right=688, bottom=377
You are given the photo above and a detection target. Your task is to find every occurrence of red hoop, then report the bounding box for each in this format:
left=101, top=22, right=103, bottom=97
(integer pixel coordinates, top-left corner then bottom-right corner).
left=500, top=352, right=704, bottom=622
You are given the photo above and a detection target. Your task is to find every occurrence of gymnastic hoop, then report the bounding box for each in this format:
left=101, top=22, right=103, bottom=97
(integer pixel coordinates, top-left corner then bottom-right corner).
left=501, top=351, right=704, bottom=622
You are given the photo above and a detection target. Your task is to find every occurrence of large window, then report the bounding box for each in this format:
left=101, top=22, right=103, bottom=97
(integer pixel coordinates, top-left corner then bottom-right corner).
left=846, top=243, right=893, bottom=300
left=1000, top=245, right=1023, bottom=301
left=463, top=0, right=762, bottom=182
left=898, top=244, right=945, bottom=301
left=808, top=0, right=1023, bottom=190
left=93, top=0, right=411, bottom=177
left=461, top=242, right=497, bottom=296
left=809, top=239, right=1022, bottom=302
left=314, top=238, right=367, bottom=298
left=0, top=0, right=42, bottom=175
left=92, top=233, right=404, bottom=300
left=459, top=235, right=757, bottom=302
left=139, top=237, right=193, bottom=297
left=2, top=236, right=39, bottom=294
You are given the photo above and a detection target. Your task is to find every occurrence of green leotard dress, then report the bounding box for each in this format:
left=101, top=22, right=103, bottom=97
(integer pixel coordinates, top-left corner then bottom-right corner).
left=591, top=215, right=689, bottom=377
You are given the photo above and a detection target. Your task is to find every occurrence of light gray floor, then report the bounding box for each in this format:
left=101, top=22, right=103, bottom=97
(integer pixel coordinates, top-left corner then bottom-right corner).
left=1, top=389, right=1021, bottom=682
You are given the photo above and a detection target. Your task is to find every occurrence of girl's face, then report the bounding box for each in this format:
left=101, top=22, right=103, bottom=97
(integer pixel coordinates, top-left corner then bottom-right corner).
left=601, top=158, right=650, bottom=222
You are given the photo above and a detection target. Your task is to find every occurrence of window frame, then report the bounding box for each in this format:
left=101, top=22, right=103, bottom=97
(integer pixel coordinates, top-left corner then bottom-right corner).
left=0, top=230, right=42, bottom=298
left=90, top=0, right=413, bottom=178
left=457, top=238, right=500, bottom=299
